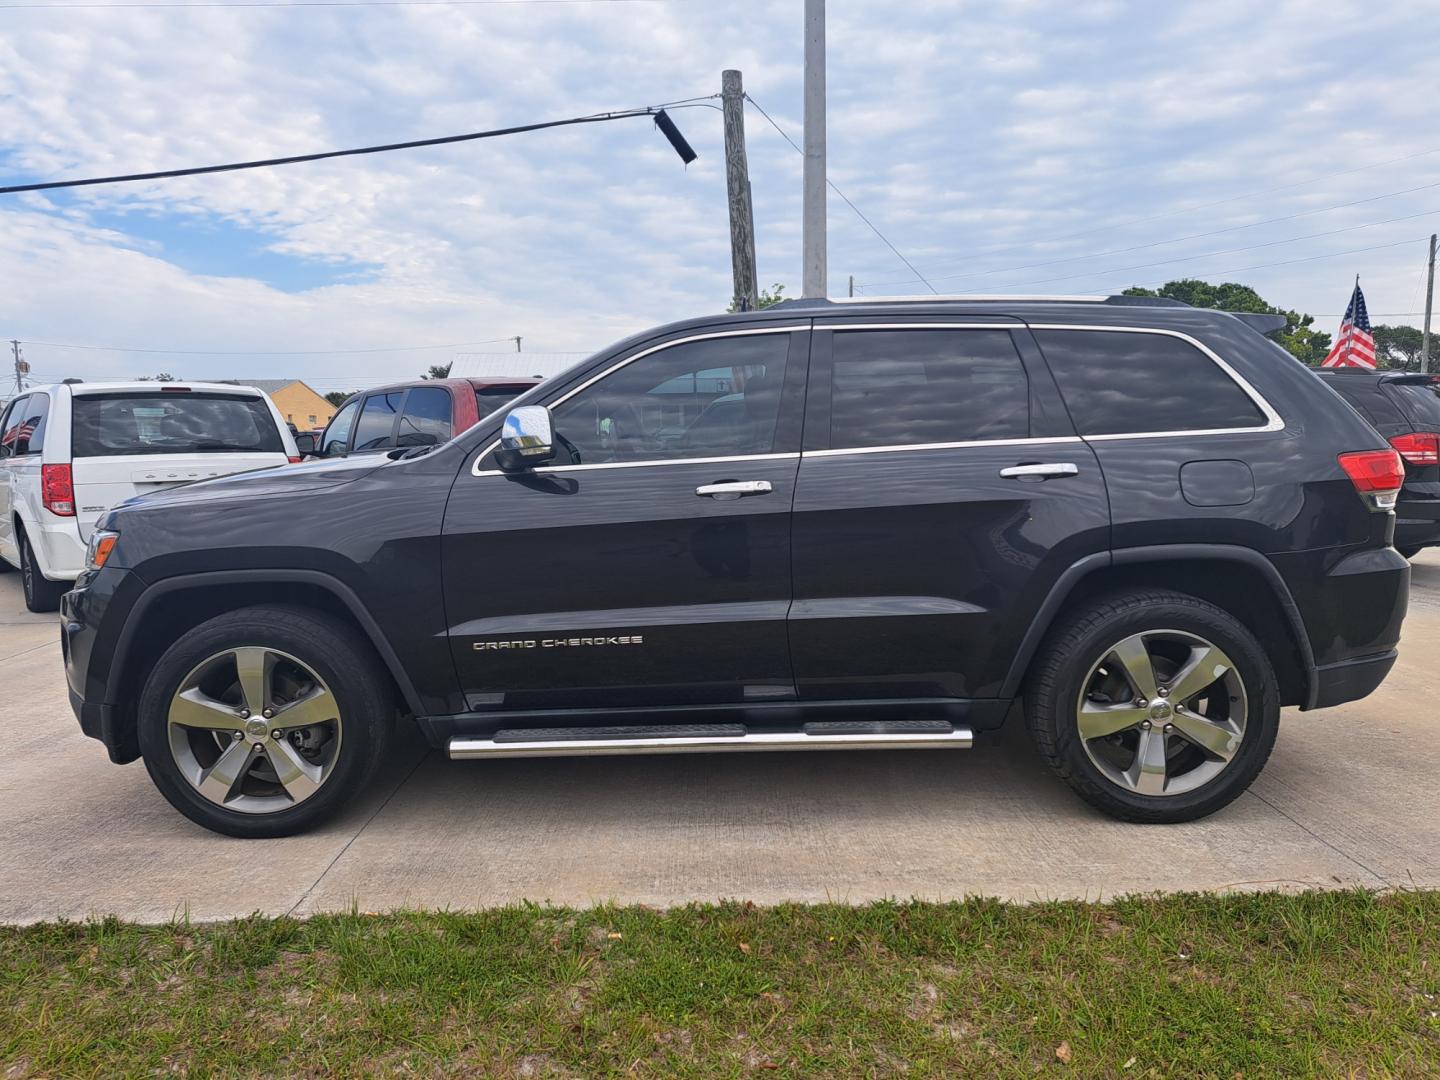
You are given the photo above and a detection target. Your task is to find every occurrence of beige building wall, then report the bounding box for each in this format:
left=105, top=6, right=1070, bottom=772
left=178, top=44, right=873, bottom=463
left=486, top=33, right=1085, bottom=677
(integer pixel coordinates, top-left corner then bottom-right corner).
left=271, top=382, right=335, bottom=430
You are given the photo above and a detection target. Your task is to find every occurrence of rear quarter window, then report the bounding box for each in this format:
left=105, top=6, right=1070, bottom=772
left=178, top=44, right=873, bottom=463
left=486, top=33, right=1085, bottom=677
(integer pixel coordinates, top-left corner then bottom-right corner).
left=1384, top=381, right=1440, bottom=431
left=1034, top=329, right=1268, bottom=437
left=70, top=393, right=283, bottom=457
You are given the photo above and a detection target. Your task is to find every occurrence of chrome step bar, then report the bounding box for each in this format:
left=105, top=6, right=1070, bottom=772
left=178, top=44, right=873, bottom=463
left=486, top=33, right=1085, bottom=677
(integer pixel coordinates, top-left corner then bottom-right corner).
left=448, top=725, right=974, bottom=760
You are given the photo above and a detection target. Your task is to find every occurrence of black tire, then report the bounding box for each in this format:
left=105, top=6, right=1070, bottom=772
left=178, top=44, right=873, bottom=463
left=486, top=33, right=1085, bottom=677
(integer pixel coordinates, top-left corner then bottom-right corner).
left=1397, top=545, right=1422, bottom=560
left=137, top=605, right=393, bottom=838
left=1024, top=589, right=1279, bottom=823
left=18, top=530, right=67, bottom=613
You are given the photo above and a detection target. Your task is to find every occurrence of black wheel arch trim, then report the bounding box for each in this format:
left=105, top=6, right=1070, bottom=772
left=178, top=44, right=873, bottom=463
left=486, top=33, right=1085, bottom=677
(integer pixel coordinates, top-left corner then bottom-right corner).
left=104, top=569, right=425, bottom=716
left=1001, top=544, right=1319, bottom=707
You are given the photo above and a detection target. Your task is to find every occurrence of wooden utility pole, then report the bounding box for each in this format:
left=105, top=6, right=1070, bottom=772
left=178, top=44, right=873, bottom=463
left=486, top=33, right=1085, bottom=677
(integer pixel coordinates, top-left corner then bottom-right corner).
left=10, top=340, right=25, bottom=395
left=721, top=69, right=759, bottom=313
left=514, top=336, right=523, bottom=353
left=1423, top=233, right=1436, bottom=374
left=802, top=0, right=827, bottom=298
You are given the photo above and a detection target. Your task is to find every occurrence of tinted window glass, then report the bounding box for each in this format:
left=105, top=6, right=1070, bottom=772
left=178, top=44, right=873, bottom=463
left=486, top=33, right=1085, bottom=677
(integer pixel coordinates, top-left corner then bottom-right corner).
left=351, top=392, right=403, bottom=452
left=829, top=330, right=1028, bottom=448
left=1319, top=377, right=1405, bottom=429
left=70, top=393, right=283, bottom=457
left=321, top=399, right=361, bottom=457
left=1035, top=330, right=1266, bottom=436
left=398, top=387, right=453, bottom=447
left=2, top=394, right=48, bottom=456
left=1385, top=381, right=1440, bottom=430
left=476, top=387, right=530, bottom=417
left=549, top=334, right=790, bottom=465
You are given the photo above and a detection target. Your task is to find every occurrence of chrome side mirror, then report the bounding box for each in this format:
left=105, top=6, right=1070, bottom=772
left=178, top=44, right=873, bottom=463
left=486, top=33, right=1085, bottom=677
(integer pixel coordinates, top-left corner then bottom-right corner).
left=497, top=405, right=556, bottom=471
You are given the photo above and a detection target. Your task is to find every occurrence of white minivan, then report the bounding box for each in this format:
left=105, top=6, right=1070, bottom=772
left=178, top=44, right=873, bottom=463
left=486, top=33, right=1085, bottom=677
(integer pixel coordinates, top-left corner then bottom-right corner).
left=0, top=382, right=299, bottom=611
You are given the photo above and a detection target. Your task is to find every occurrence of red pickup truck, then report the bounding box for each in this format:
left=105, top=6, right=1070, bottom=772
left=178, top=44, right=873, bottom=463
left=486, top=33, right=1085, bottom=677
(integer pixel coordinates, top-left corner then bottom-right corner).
left=303, top=377, right=541, bottom=458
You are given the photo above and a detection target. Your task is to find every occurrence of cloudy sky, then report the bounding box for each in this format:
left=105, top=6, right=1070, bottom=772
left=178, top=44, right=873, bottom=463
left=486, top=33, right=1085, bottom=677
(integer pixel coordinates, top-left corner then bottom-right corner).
left=2, top=0, right=1438, bottom=391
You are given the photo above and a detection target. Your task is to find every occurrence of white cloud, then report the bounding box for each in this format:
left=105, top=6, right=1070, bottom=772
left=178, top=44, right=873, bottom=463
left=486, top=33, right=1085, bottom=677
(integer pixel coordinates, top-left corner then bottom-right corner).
left=1, top=0, right=1437, bottom=388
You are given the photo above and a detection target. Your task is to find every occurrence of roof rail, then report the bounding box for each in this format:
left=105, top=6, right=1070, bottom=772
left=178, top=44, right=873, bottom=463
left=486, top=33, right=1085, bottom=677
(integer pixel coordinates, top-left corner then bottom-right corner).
left=770, top=294, right=1113, bottom=310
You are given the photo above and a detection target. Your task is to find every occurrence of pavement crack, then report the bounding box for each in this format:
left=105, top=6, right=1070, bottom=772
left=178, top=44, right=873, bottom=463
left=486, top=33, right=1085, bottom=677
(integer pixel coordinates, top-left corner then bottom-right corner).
left=1247, top=787, right=1391, bottom=887
left=285, top=748, right=429, bottom=918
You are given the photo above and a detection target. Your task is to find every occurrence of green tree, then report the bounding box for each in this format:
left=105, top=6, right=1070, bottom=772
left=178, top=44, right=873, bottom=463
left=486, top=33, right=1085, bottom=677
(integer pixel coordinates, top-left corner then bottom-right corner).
left=1372, top=324, right=1427, bottom=370
left=136, top=372, right=179, bottom=382
left=323, top=390, right=352, bottom=407
left=422, top=363, right=453, bottom=380
left=1123, top=280, right=1332, bottom=364
left=727, top=283, right=788, bottom=313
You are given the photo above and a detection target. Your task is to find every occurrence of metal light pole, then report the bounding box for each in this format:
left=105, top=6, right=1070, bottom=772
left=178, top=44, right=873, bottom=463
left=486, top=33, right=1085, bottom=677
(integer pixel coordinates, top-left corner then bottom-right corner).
left=802, top=0, right=827, bottom=298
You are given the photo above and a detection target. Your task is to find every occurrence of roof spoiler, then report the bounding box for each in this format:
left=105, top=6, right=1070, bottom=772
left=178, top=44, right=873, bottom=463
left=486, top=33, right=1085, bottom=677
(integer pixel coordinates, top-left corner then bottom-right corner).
left=1226, top=312, right=1288, bottom=335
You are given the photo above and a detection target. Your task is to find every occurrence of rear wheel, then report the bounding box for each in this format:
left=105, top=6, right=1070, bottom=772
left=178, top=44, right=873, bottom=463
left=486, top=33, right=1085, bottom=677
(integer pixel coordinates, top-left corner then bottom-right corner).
left=1025, top=589, right=1279, bottom=823
left=137, top=606, right=392, bottom=837
left=18, top=531, right=66, bottom=613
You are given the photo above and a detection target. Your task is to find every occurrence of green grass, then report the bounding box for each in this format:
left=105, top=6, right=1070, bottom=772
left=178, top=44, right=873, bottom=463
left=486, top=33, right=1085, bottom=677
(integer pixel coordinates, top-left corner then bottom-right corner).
left=3, top=891, right=1439, bottom=1078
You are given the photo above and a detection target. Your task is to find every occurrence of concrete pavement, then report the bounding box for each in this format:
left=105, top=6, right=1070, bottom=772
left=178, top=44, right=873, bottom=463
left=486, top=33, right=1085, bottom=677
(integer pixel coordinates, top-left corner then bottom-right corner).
left=2, top=556, right=1438, bottom=923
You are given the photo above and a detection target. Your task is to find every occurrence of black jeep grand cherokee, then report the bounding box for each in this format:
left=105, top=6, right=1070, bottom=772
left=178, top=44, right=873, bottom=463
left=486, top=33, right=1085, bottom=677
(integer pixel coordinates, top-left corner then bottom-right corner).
left=62, top=296, right=1410, bottom=837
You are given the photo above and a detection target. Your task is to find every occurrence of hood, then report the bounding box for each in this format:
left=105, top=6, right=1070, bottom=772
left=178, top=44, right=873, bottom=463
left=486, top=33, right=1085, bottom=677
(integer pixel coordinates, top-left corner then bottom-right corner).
left=110, top=453, right=385, bottom=513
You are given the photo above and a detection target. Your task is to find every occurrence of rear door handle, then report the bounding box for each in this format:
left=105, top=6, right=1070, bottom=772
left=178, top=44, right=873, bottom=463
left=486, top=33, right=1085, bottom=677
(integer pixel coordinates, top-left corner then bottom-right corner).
left=695, top=480, right=773, bottom=499
left=999, top=463, right=1079, bottom=480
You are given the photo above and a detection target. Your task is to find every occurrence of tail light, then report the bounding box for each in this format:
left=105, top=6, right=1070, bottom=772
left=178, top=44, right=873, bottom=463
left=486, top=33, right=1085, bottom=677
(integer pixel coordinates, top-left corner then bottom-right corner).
left=1389, top=431, right=1440, bottom=466
left=41, top=464, right=75, bottom=516
left=1338, top=449, right=1404, bottom=511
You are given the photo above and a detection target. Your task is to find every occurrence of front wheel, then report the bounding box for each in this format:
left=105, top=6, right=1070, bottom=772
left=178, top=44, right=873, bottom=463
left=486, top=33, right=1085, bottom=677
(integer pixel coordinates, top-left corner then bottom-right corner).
left=1025, top=589, right=1279, bottom=823
left=137, top=605, right=393, bottom=837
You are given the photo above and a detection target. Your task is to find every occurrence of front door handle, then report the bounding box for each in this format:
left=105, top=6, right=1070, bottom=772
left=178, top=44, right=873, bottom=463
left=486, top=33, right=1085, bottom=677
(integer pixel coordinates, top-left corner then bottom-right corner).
left=695, top=480, right=773, bottom=499
left=999, top=462, right=1080, bottom=480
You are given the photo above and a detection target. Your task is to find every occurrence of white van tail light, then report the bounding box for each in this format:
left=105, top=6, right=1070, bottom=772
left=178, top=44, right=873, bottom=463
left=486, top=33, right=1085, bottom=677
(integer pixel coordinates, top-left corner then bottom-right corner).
left=41, top=464, right=75, bottom=516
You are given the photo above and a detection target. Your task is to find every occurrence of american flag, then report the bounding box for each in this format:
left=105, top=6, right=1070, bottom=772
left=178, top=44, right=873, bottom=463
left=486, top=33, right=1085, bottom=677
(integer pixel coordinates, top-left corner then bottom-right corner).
left=1321, top=280, right=1376, bottom=369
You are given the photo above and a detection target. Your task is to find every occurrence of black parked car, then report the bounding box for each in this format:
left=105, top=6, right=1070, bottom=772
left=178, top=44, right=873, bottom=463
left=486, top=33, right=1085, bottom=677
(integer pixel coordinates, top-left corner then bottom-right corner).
left=62, top=296, right=1410, bottom=836
left=1314, top=369, right=1440, bottom=558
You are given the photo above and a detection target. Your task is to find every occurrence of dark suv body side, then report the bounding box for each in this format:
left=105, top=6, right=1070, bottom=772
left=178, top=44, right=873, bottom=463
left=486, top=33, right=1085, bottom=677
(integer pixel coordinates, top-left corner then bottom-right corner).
left=1315, top=369, right=1440, bottom=557
left=59, top=297, right=1409, bottom=831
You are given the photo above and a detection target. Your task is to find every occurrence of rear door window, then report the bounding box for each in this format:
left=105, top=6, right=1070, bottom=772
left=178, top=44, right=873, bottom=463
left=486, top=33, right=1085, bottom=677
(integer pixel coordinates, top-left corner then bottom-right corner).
left=827, top=329, right=1029, bottom=448
left=2, top=394, right=48, bottom=456
left=1034, top=329, right=1267, bottom=436
left=398, top=386, right=453, bottom=447
left=350, top=392, right=404, bottom=453
left=70, top=393, right=282, bottom=457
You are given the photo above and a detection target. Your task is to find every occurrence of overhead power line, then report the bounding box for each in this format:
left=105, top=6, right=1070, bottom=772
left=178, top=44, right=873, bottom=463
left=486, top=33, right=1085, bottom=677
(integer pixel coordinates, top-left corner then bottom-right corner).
left=743, top=94, right=937, bottom=295
left=1, top=0, right=681, bottom=8
left=853, top=144, right=1440, bottom=284
left=20, top=337, right=521, bottom=355
left=0, top=98, right=711, bottom=195
left=861, top=178, right=1440, bottom=291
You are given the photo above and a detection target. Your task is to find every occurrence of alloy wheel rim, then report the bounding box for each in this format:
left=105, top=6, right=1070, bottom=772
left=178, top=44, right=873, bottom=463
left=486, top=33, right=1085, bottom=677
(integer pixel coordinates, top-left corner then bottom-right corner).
left=1075, top=629, right=1247, bottom=798
left=167, top=646, right=343, bottom=815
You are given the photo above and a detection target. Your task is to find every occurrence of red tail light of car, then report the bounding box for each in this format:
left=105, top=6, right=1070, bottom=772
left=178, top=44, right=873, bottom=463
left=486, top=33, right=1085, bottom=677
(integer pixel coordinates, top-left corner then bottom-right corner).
left=41, top=464, right=76, bottom=516
left=1389, top=431, right=1440, bottom=467
left=1338, top=449, right=1405, bottom=511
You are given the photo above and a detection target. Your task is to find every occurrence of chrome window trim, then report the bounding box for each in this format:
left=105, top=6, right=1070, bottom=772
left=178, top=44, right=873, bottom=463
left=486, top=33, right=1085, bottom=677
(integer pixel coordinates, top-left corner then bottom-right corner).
left=826, top=294, right=1108, bottom=304
left=471, top=325, right=810, bottom=477
left=806, top=436, right=1082, bottom=459
left=1027, top=323, right=1285, bottom=440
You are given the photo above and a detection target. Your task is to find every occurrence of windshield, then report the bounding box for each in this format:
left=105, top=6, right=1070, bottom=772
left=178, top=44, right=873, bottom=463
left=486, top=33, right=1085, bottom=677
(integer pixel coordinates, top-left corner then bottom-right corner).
left=1386, top=382, right=1440, bottom=430
left=71, top=392, right=285, bottom=457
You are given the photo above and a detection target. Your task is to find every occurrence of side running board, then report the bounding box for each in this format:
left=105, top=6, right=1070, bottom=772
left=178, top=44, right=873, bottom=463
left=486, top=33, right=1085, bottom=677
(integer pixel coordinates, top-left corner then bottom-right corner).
left=448, top=720, right=974, bottom=759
